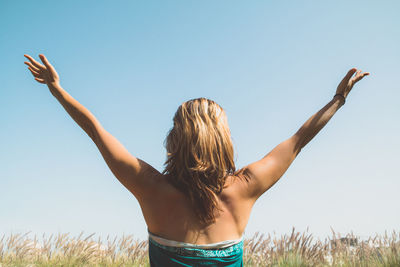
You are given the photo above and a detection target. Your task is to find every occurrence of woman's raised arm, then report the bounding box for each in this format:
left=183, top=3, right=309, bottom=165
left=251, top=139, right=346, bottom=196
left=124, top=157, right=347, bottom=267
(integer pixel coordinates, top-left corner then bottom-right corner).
left=24, top=54, right=161, bottom=201
left=237, top=68, right=370, bottom=202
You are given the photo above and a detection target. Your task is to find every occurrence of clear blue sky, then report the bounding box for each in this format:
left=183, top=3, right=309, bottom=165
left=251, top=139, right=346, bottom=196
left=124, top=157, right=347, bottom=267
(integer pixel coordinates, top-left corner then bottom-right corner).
left=1, top=1, right=399, bottom=242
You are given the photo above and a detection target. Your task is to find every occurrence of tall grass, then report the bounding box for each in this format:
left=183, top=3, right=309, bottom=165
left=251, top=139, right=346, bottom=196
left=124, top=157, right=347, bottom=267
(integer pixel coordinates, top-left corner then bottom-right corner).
left=243, top=228, right=400, bottom=266
left=1, top=228, right=399, bottom=266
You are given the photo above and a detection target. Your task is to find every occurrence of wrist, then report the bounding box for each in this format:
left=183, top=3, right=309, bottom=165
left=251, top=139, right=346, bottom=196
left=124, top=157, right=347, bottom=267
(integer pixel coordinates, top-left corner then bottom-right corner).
left=47, top=82, right=61, bottom=90
left=47, top=82, right=63, bottom=97
left=333, top=93, right=346, bottom=105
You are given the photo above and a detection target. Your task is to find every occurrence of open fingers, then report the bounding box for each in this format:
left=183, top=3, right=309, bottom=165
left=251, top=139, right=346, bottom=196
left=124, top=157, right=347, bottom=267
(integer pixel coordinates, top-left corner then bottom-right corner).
left=39, top=54, right=53, bottom=69
left=24, top=61, right=40, bottom=72
left=24, top=54, right=45, bottom=69
left=34, top=77, right=46, bottom=84
left=345, top=68, right=357, bottom=80
left=350, top=70, right=361, bottom=83
left=338, top=68, right=357, bottom=89
left=28, top=67, right=40, bottom=76
left=353, top=71, right=370, bottom=83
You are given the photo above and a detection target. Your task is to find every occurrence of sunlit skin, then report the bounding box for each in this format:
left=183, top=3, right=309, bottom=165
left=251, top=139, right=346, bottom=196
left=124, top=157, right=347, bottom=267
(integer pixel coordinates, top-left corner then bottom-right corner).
left=24, top=54, right=369, bottom=244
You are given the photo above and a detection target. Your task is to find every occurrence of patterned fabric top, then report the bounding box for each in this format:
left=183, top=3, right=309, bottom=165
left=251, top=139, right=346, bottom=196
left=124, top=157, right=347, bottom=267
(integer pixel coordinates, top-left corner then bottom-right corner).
left=148, top=235, right=244, bottom=258
left=147, top=230, right=244, bottom=266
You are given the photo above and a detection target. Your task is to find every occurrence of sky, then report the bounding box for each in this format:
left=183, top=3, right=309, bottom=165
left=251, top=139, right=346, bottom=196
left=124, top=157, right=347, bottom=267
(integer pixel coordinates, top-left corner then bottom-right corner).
left=1, top=1, right=399, bottom=243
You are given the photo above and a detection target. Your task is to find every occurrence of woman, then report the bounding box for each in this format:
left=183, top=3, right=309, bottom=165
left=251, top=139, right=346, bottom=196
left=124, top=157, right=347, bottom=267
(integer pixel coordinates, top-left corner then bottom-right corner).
left=24, top=54, right=369, bottom=266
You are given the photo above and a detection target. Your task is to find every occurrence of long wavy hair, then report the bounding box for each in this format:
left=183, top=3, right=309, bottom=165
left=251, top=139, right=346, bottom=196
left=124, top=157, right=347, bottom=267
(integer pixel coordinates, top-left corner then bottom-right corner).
left=163, top=98, right=235, bottom=225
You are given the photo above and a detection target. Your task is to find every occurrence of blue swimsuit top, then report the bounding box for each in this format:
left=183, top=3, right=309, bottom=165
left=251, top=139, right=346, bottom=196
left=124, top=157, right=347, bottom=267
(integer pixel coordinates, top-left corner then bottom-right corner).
left=147, top=229, right=244, bottom=266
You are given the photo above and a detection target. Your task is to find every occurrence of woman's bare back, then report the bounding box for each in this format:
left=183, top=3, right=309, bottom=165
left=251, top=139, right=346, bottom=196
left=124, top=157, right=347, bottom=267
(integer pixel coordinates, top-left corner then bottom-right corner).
left=139, top=173, right=255, bottom=245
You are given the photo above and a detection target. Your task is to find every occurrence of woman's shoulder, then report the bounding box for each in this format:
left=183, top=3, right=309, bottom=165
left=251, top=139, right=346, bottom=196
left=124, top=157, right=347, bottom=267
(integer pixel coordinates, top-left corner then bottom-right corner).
left=148, top=173, right=181, bottom=198
left=220, top=172, right=254, bottom=200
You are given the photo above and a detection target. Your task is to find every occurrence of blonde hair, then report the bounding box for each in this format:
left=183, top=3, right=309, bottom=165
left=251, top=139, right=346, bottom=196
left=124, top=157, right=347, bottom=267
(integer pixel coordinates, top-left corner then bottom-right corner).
left=163, top=98, right=235, bottom=225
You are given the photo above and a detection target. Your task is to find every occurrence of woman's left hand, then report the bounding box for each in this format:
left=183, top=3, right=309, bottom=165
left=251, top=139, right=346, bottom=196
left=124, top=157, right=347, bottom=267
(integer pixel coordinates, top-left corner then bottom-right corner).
left=24, top=54, right=60, bottom=87
left=335, top=68, right=370, bottom=99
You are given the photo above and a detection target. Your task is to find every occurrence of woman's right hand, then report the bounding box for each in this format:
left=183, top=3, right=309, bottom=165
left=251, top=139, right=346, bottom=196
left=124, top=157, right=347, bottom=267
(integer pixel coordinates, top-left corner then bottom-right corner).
left=24, top=54, right=60, bottom=88
left=336, top=68, right=370, bottom=99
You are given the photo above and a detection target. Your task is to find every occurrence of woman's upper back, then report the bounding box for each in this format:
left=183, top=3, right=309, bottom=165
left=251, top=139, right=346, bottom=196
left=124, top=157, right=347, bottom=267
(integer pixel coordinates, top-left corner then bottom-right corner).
left=139, top=173, right=255, bottom=245
left=136, top=133, right=302, bottom=245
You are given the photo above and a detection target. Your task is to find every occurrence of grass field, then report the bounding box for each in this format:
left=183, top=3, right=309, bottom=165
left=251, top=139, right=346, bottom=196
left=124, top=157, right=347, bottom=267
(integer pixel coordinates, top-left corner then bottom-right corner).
left=1, top=228, right=399, bottom=266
